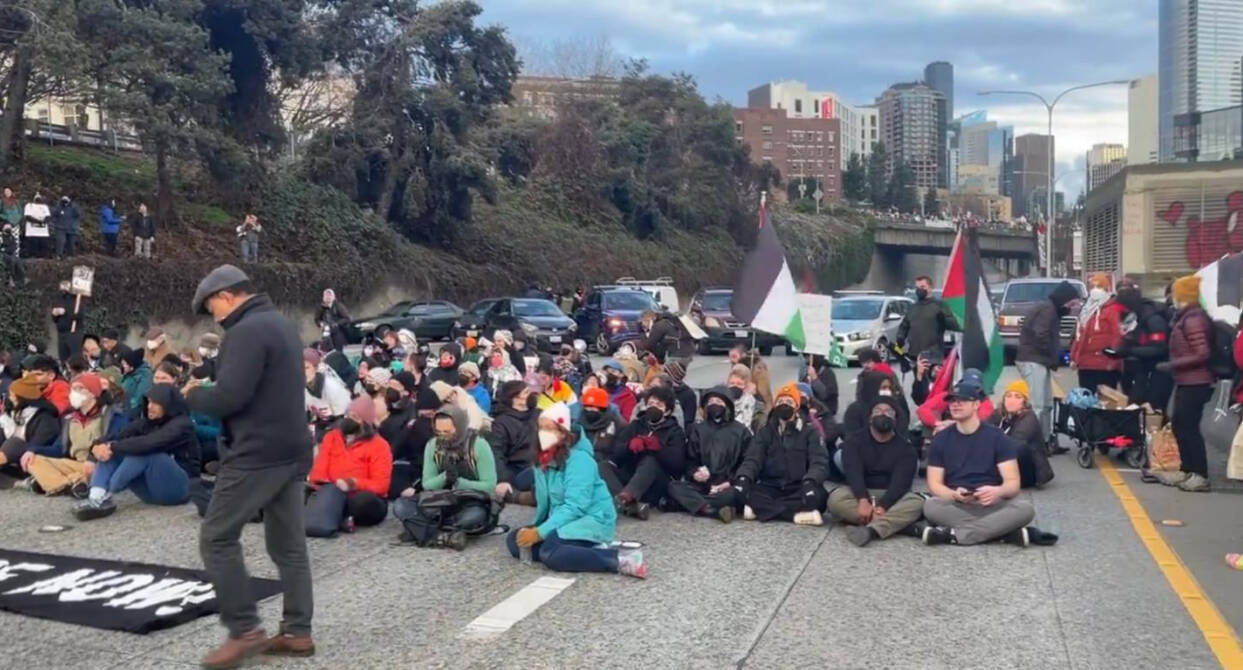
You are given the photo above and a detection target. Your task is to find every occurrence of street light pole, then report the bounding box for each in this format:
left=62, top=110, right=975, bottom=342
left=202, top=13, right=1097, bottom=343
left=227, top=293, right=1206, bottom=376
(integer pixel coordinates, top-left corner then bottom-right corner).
left=979, top=80, right=1128, bottom=277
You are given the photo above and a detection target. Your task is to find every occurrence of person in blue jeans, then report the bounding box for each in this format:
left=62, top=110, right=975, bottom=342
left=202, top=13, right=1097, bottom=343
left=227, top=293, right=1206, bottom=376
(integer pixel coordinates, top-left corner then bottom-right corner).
left=507, top=402, right=647, bottom=578
left=75, top=383, right=199, bottom=520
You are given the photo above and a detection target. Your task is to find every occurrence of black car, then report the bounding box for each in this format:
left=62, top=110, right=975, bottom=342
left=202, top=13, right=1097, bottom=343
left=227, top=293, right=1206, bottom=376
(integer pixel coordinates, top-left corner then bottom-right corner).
left=573, top=287, right=658, bottom=355
left=452, top=298, right=502, bottom=341
left=456, top=297, right=577, bottom=352
left=348, top=300, right=463, bottom=343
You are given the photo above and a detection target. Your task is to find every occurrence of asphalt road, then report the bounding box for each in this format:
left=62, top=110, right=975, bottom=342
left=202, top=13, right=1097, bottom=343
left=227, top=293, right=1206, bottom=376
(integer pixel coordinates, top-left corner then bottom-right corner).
left=1, top=352, right=1238, bottom=669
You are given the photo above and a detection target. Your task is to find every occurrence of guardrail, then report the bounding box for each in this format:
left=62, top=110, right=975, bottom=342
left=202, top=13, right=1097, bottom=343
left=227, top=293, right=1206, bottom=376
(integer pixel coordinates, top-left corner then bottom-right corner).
left=20, top=118, right=144, bottom=153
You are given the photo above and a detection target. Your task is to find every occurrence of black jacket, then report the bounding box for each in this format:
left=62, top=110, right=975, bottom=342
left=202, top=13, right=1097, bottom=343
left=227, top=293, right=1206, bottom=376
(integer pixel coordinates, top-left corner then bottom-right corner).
left=581, top=407, right=626, bottom=461
left=1117, top=298, right=1171, bottom=363
left=807, top=361, right=839, bottom=417
left=673, top=383, right=697, bottom=427
left=111, top=383, right=200, bottom=478
left=612, top=414, right=687, bottom=476
left=379, top=401, right=426, bottom=464
left=488, top=406, right=538, bottom=477
left=315, top=302, right=351, bottom=330
left=1017, top=282, right=1079, bottom=368
left=897, top=297, right=960, bottom=357
left=184, top=294, right=312, bottom=470
left=735, top=416, right=828, bottom=487
left=51, top=202, right=81, bottom=233
left=686, top=417, right=751, bottom=485
left=8, top=398, right=61, bottom=447
left=840, top=428, right=916, bottom=509
left=132, top=212, right=156, bottom=239
left=636, top=315, right=694, bottom=363
left=101, top=342, right=133, bottom=370
left=52, top=292, right=86, bottom=334
left=989, top=410, right=1054, bottom=488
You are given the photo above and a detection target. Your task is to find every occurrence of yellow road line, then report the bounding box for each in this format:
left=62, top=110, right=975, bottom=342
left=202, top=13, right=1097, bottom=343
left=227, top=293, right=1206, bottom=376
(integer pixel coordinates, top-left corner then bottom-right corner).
left=1096, top=455, right=1243, bottom=669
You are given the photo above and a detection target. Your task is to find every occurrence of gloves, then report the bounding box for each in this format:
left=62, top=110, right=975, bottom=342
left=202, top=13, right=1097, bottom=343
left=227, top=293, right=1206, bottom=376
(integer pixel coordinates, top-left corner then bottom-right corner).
left=444, top=467, right=459, bottom=487
left=628, top=435, right=660, bottom=453
left=515, top=526, right=541, bottom=548
left=1155, top=361, right=1172, bottom=373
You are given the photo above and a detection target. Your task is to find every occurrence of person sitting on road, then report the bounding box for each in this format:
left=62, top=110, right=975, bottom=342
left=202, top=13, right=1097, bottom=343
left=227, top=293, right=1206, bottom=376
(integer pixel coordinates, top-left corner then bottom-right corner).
left=74, top=383, right=198, bottom=520
left=729, top=343, right=774, bottom=411
left=377, top=371, right=425, bottom=497
left=490, top=380, right=538, bottom=505
left=662, top=360, right=698, bottom=427
left=426, top=342, right=463, bottom=387
left=580, top=387, right=625, bottom=463
left=457, top=361, right=491, bottom=415
left=485, top=347, right=522, bottom=397
left=600, top=385, right=686, bottom=520
left=429, top=379, right=486, bottom=432
left=304, top=348, right=350, bottom=442
left=119, top=347, right=153, bottom=413
left=843, top=370, right=909, bottom=437
left=23, top=354, right=71, bottom=416
left=0, top=375, right=64, bottom=479
left=3, top=374, right=115, bottom=490
left=988, top=380, right=1054, bottom=489
left=392, top=406, right=498, bottom=550
left=921, top=376, right=1057, bottom=547
left=600, top=359, right=638, bottom=422
left=535, top=354, right=579, bottom=417
left=916, top=368, right=994, bottom=434
left=910, top=350, right=945, bottom=406
left=726, top=364, right=761, bottom=430
left=666, top=386, right=750, bottom=523
left=828, top=396, right=924, bottom=546
left=304, top=396, right=392, bottom=537
left=507, top=402, right=646, bottom=578
left=803, top=354, right=840, bottom=418
left=733, top=383, right=828, bottom=525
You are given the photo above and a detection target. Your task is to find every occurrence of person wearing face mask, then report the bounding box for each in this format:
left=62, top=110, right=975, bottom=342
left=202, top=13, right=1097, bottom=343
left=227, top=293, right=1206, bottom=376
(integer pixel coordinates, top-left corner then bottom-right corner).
left=1016, top=280, right=1080, bottom=440
left=455, top=361, right=490, bottom=415
left=73, top=384, right=199, bottom=520
left=1070, top=273, right=1125, bottom=391
left=485, top=347, right=522, bottom=397
left=0, top=375, right=84, bottom=486
left=488, top=381, right=539, bottom=504
left=363, top=366, right=394, bottom=399
left=379, top=372, right=427, bottom=497
left=426, top=342, right=463, bottom=387
left=304, top=349, right=351, bottom=442
left=119, top=347, right=153, bottom=414
left=507, top=402, right=646, bottom=578
left=429, top=379, right=487, bottom=433
left=600, top=385, right=686, bottom=520
left=666, top=387, right=750, bottom=522
left=304, top=396, right=392, bottom=537
left=843, top=370, right=909, bottom=437
left=1154, top=275, right=1215, bottom=492
left=600, top=359, right=637, bottom=423
left=1109, top=277, right=1173, bottom=415
left=579, top=387, right=625, bottom=462
left=732, top=383, right=828, bottom=525
left=828, top=395, right=923, bottom=546
left=142, top=326, right=172, bottom=372
left=492, top=329, right=526, bottom=377
left=726, top=364, right=761, bottom=430
left=393, top=406, right=498, bottom=549
left=987, top=380, right=1053, bottom=488
left=194, top=333, right=221, bottom=381
left=896, top=276, right=961, bottom=361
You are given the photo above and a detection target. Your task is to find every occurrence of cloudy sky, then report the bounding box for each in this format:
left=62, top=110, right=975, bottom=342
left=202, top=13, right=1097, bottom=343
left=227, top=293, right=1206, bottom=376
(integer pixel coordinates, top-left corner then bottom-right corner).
left=479, top=0, right=1158, bottom=201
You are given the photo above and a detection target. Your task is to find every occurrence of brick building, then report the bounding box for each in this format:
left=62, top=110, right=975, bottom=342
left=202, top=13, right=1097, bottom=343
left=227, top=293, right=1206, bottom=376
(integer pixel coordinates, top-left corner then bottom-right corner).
left=732, top=107, right=841, bottom=202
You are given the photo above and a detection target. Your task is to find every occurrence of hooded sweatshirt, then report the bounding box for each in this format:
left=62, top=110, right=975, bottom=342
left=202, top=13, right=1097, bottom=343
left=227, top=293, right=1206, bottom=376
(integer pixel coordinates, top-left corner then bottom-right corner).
left=842, top=370, right=910, bottom=436
left=1017, top=281, right=1080, bottom=368
left=686, top=387, right=751, bottom=485
left=426, top=343, right=462, bottom=387
left=109, top=383, right=201, bottom=478
left=422, top=405, right=496, bottom=493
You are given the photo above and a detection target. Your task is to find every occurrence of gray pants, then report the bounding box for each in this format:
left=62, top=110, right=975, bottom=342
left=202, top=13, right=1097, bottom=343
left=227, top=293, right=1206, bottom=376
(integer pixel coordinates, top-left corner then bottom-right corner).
left=134, top=236, right=152, bottom=258
left=827, top=486, right=924, bottom=539
left=1017, top=361, right=1052, bottom=436
left=240, top=238, right=259, bottom=263
left=200, top=462, right=313, bottom=637
left=922, top=496, right=1034, bottom=545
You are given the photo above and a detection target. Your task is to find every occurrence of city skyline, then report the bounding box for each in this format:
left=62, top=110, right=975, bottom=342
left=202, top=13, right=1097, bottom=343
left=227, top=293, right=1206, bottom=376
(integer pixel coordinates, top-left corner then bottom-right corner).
left=480, top=0, right=1157, bottom=200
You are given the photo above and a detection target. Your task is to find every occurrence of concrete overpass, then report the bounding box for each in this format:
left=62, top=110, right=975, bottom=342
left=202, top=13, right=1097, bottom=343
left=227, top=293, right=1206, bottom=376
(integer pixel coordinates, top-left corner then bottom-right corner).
left=856, top=223, right=1039, bottom=293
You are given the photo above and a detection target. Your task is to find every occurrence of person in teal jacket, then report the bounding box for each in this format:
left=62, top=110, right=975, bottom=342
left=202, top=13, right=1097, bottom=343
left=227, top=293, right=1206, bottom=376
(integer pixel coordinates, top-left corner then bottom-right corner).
left=507, top=402, right=647, bottom=578
left=120, top=348, right=153, bottom=414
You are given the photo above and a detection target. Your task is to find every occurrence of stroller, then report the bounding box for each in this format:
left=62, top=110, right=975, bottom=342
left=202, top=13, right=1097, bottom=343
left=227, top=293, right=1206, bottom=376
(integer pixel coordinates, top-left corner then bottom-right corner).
left=1053, top=400, right=1146, bottom=469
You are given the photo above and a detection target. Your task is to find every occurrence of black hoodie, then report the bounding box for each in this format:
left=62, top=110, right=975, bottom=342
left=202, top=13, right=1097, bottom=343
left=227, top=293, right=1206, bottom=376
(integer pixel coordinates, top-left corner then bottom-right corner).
left=111, top=383, right=201, bottom=478
left=580, top=404, right=626, bottom=461
left=488, top=404, right=538, bottom=480
left=842, top=370, right=909, bottom=437
left=1017, top=281, right=1079, bottom=368
left=686, top=387, right=751, bottom=485
left=612, top=412, right=687, bottom=476
left=426, top=342, right=462, bottom=387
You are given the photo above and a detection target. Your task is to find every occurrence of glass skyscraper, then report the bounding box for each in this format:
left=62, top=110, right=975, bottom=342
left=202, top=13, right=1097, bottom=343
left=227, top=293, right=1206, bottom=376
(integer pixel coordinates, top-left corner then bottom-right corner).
left=1158, top=0, right=1243, bottom=161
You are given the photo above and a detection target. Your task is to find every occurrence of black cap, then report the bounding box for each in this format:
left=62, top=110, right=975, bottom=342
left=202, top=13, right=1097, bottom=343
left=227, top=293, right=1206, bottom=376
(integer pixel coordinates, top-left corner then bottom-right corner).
left=946, top=378, right=985, bottom=402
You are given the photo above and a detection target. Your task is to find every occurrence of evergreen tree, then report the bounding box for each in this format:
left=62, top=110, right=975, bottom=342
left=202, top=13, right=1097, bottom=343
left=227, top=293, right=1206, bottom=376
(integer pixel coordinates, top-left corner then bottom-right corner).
left=842, top=152, right=866, bottom=202
left=866, top=141, right=888, bottom=207
left=886, top=159, right=918, bottom=213
left=923, top=188, right=940, bottom=217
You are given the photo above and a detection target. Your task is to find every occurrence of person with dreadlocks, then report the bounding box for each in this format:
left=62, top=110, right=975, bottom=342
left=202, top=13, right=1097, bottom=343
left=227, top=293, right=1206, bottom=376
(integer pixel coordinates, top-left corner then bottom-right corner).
left=391, top=405, right=497, bottom=550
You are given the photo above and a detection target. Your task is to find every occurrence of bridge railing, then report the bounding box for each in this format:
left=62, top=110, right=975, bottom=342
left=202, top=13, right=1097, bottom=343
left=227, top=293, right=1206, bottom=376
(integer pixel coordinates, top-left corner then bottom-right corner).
left=9, top=116, right=145, bottom=153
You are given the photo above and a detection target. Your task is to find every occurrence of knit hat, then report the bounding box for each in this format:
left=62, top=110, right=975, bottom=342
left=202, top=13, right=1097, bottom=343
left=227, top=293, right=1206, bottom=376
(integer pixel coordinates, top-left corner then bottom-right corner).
left=393, top=370, right=419, bottom=393
left=581, top=387, right=610, bottom=409
left=72, top=373, right=103, bottom=398
left=664, top=360, right=687, bottom=386
left=199, top=333, right=221, bottom=348
left=493, top=329, right=514, bottom=346
left=144, top=326, right=164, bottom=342
left=775, top=382, right=801, bottom=405
left=871, top=395, right=903, bottom=416
left=9, top=375, right=42, bottom=401
left=303, top=348, right=322, bottom=366
left=429, top=380, right=454, bottom=402
left=1088, top=272, right=1111, bottom=290
left=729, top=364, right=752, bottom=383
left=121, top=347, right=146, bottom=370
left=541, top=402, right=572, bottom=432
left=458, top=361, right=481, bottom=381
left=497, top=380, right=528, bottom=407
left=98, top=366, right=123, bottom=391
left=346, top=395, right=378, bottom=427
left=1004, top=379, right=1030, bottom=403
left=872, top=362, right=895, bottom=379
left=464, top=337, right=478, bottom=351
left=1171, top=275, right=1200, bottom=304
left=602, top=359, right=624, bottom=373
left=366, top=366, right=393, bottom=386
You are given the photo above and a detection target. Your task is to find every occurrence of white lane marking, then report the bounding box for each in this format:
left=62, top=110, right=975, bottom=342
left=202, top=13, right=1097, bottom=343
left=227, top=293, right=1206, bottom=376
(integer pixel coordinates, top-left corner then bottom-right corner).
left=458, top=576, right=576, bottom=639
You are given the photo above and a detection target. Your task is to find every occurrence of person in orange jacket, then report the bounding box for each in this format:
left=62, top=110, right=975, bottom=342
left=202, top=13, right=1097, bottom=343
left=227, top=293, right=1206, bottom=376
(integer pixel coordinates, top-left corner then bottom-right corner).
left=304, top=395, right=393, bottom=537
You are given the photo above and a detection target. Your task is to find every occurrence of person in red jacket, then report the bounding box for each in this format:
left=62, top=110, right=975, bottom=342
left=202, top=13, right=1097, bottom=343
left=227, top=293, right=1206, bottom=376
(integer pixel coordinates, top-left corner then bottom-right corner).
left=1156, top=275, right=1214, bottom=492
left=304, top=395, right=393, bottom=536
left=1070, top=273, right=1125, bottom=391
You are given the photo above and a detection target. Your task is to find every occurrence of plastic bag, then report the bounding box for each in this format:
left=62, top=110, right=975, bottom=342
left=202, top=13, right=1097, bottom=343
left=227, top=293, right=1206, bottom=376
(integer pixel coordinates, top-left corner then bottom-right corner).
left=1199, top=379, right=1240, bottom=457
left=1067, top=387, right=1099, bottom=410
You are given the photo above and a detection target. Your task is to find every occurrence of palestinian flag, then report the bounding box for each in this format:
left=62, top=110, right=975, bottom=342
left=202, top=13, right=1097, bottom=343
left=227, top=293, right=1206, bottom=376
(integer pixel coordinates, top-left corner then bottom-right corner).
left=731, top=198, right=806, bottom=351
left=941, top=227, right=1003, bottom=393
left=1196, top=251, right=1243, bottom=324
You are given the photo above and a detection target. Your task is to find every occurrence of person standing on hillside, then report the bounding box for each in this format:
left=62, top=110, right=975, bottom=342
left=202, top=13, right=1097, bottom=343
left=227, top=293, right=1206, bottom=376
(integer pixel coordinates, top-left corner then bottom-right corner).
left=897, top=276, right=960, bottom=360
left=315, top=289, right=351, bottom=352
left=1, top=187, right=24, bottom=286
left=237, top=213, right=262, bottom=263
left=51, top=195, right=81, bottom=259
left=132, top=202, right=155, bottom=258
left=22, top=193, right=51, bottom=258
left=185, top=265, right=315, bottom=667
left=98, top=199, right=123, bottom=256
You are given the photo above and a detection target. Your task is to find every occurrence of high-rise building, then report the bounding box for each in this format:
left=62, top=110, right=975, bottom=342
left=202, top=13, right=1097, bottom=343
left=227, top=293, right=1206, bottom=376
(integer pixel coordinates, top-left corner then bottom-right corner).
left=949, top=111, right=1012, bottom=196
left=1128, top=74, right=1159, bottom=164
left=733, top=107, right=841, bottom=202
left=1086, top=143, right=1127, bottom=193
left=1012, top=133, right=1054, bottom=218
left=923, top=61, right=954, bottom=122
left=747, top=80, right=874, bottom=170
left=877, top=82, right=947, bottom=189
left=1158, top=0, right=1243, bottom=162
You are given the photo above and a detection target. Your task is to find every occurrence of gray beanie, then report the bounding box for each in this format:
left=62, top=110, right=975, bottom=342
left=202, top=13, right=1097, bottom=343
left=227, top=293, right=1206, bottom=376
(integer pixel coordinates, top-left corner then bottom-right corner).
left=192, top=264, right=250, bottom=315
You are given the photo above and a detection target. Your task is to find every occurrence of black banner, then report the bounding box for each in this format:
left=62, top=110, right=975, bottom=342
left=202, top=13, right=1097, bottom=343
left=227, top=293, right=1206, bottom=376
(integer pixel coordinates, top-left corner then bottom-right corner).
left=0, top=549, right=281, bottom=634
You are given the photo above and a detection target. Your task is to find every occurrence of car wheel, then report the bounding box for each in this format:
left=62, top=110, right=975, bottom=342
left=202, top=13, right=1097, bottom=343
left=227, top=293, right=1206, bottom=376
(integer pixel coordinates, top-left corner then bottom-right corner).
left=596, top=332, right=612, bottom=356
left=875, top=338, right=890, bottom=361
left=697, top=339, right=712, bottom=355
left=785, top=344, right=799, bottom=357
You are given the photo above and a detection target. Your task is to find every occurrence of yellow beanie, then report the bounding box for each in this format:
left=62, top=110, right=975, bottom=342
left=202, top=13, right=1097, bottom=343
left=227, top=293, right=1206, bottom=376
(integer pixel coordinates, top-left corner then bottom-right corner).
left=1004, top=379, right=1029, bottom=402
left=1171, top=275, right=1200, bottom=305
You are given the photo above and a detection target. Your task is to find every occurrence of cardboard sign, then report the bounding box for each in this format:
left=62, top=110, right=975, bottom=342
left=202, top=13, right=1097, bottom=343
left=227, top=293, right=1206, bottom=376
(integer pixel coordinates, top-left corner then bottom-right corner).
left=794, top=293, right=834, bottom=356
left=71, top=265, right=94, bottom=297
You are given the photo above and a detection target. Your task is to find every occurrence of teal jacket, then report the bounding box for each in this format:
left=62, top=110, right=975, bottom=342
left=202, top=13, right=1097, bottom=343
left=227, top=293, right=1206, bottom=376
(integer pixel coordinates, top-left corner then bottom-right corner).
left=121, top=364, right=153, bottom=412
left=531, top=426, right=617, bottom=544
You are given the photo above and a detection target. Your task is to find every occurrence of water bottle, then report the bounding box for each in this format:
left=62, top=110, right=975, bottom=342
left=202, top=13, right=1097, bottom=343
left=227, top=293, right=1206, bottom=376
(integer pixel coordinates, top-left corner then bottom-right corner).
left=519, top=545, right=533, bottom=564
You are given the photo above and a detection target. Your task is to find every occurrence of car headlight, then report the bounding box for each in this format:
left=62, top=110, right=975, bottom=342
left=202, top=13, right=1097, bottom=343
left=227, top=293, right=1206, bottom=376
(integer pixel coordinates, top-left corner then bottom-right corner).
left=998, top=315, right=1021, bottom=327
left=520, top=322, right=538, bottom=334
left=847, top=330, right=872, bottom=341
left=606, top=317, right=624, bottom=330
left=703, top=316, right=722, bottom=328
left=453, top=321, right=463, bottom=329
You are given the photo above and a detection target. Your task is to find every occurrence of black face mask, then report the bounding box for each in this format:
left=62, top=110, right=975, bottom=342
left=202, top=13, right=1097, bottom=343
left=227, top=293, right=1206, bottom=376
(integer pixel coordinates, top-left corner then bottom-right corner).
left=384, top=388, right=402, bottom=405
left=582, top=408, right=603, bottom=424
left=643, top=407, right=664, bottom=424
left=340, top=418, right=361, bottom=437
left=915, top=288, right=928, bottom=300
left=526, top=393, right=539, bottom=411
left=706, top=405, right=727, bottom=423
left=871, top=415, right=895, bottom=434
left=726, top=387, right=743, bottom=401
left=773, top=405, right=795, bottom=422
left=605, top=376, right=623, bottom=390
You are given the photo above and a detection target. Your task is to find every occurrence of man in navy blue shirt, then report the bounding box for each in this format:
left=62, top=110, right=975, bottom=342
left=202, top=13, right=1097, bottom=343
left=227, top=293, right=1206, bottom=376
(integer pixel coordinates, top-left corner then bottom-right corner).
left=921, top=375, right=1057, bottom=547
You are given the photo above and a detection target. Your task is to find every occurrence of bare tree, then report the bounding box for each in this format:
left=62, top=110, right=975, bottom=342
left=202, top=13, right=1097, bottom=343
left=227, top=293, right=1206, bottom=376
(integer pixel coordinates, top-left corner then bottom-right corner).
left=515, top=33, right=622, bottom=79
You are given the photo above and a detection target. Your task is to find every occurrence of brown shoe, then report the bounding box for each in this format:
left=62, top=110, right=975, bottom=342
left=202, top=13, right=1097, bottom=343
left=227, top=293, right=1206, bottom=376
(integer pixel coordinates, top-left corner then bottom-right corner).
left=264, top=632, right=316, bottom=657
left=201, top=628, right=268, bottom=670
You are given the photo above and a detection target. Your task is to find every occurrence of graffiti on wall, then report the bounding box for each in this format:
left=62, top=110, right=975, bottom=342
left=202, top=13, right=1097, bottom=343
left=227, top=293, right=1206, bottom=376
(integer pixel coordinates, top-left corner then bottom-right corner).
left=1159, top=190, right=1243, bottom=268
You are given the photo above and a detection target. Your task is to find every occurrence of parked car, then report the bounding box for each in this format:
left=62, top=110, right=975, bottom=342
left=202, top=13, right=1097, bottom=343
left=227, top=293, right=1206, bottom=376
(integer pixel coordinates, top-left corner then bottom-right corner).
left=996, top=277, right=1086, bottom=361
left=573, top=287, right=659, bottom=355
left=452, top=298, right=502, bottom=341
left=613, top=276, right=680, bottom=313
left=348, top=300, right=463, bottom=343
left=688, top=287, right=785, bottom=356
left=831, top=295, right=912, bottom=365
left=457, top=297, right=577, bottom=353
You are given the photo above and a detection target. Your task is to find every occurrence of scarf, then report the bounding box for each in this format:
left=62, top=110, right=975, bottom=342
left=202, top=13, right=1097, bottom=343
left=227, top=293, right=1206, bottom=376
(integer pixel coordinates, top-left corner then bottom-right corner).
left=1078, top=290, right=1110, bottom=328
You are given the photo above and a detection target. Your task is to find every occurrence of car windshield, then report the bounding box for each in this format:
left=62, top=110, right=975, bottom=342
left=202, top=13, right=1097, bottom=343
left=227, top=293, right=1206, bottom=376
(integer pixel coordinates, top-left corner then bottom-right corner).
left=1004, top=282, right=1086, bottom=303
left=700, top=292, right=732, bottom=311
left=513, top=299, right=563, bottom=317
left=468, top=300, right=497, bottom=316
left=603, top=291, right=657, bottom=311
left=832, top=299, right=884, bottom=321
left=381, top=301, right=413, bottom=316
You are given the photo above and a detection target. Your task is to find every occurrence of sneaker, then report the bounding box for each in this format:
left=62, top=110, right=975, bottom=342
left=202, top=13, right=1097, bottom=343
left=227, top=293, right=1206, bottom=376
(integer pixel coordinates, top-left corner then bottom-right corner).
left=1154, top=470, right=1190, bottom=487
left=14, top=476, right=36, bottom=492
left=74, top=497, right=116, bottom=521
left=743, top=505, right=756, bottom=521
left=1000, top=527, right=1030, bottom=547
left=845, top=525, right=874, bottom=547
left=201, top=628, right=269, bottom=670
left=1178, top=473, right=1211, bottom=492
left=897, top=521, right=926, bottom=538
left=922, top=525, right=954, bottom=546
left=340, top=516, right=356, bottom=534
left=716, top=506, right=735, bottom=524
left=627, top=501, right=650, bottom=521
left=792, top=510, right=824, bottom=526
left=439, top=530, right=467, bottom=551
left=69, top=481, right=89, bottom=499
left=395, top=530, right=416, bottom=544
left=617, top=548, right=647, bottom=579
left=1027, top=526, right=1059, bottom=546
left=263, top=633, right=315, bottom=658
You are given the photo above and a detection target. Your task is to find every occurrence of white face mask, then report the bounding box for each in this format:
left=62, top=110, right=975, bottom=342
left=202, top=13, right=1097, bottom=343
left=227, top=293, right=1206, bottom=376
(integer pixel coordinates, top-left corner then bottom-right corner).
left=146, top=339, right=160, bottom=350
left=538, top=429, right=560, bottom=451
left=69, top=390, right=90, bottom=410
left=877, top=389, right=893, bottom=397
left=198, top=347, right=215, bottom=358
left=1090, top=287, right=1108, bottom=301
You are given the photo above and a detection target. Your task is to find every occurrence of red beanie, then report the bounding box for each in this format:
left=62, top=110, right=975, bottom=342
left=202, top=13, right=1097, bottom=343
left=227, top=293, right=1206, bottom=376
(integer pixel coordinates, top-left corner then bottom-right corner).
left=72, top=373, right=103, bottom=398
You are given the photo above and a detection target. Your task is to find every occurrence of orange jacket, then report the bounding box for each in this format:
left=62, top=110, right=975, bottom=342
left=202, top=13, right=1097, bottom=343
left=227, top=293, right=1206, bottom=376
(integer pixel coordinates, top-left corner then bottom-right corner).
left=308, top=429, right=392, bottom=497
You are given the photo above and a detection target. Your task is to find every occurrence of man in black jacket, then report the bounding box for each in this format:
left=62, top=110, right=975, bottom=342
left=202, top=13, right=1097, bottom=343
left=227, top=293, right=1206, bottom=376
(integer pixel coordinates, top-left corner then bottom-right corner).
left=489, top=380, right=537, bottom=504
left=1112, top=279, right=1174, bottom=413
left=186, top=265, right=314, bottom=666
left=636, top=310, right=695, bottom=364
left=827, top=396, right=923, bottom=546
left=733, top=384, right=829, bottom=524
left=99, top=328, right=132, bottom=371
left=601, top=385, right=687, bottom=520
left=667, top=387, right=750, bottom=522
left=1016, top=280, right=1079, bottom=440
left=897, top=276, right=960, bottom=358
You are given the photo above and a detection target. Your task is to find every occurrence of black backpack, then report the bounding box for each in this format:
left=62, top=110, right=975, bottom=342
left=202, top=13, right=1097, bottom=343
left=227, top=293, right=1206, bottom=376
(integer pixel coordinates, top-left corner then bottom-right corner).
left=1207, top=319, right=1238, bottom=380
